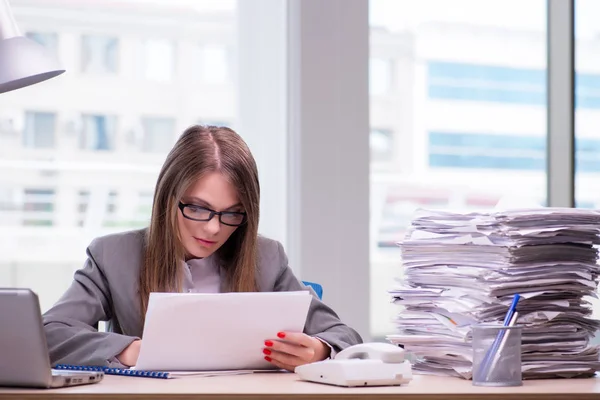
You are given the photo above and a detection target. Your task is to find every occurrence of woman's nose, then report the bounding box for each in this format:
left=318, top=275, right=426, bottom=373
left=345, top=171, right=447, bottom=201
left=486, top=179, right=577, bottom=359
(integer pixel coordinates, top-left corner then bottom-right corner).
left=204, top=215, right=221, bottom=234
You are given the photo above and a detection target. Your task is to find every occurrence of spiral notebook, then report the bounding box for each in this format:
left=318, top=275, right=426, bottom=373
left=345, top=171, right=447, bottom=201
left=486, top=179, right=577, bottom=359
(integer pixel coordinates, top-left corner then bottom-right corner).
left=54, top=365, right=257, bottom=379
left=54, top=365, right=170, bottom=379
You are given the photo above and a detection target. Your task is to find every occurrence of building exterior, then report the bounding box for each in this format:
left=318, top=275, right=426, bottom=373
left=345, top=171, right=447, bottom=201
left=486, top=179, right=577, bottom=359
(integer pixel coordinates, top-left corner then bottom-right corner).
left=1, top=0, right=598, bottom=336
left=0, top=0, right=237, bottom=310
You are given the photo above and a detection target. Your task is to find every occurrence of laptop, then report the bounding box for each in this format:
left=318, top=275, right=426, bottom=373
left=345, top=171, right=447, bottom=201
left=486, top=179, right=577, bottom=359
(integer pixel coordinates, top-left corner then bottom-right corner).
left=0, top=288, right=103, bottom=388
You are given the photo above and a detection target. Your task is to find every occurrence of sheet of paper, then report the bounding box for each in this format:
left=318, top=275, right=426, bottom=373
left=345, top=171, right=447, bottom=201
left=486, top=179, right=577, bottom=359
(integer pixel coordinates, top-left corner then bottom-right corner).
left=164, top=369, right=286, bottom=378
left=135, top=291, right=311, bottom=371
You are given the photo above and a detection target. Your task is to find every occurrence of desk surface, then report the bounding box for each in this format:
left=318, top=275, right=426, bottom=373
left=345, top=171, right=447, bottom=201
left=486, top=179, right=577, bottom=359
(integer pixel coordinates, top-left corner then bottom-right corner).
left=1, top=373, right=600, bottom=400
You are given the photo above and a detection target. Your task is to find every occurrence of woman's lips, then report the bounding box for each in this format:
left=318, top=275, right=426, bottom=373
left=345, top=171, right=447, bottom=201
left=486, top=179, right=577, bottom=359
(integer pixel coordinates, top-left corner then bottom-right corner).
left=194, top=237, right=216, bottom=246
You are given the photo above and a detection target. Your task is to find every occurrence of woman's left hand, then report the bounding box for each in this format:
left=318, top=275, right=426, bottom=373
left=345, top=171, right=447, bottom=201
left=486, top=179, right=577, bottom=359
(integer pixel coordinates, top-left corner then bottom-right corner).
left=263, top=331, right=330, bottom=372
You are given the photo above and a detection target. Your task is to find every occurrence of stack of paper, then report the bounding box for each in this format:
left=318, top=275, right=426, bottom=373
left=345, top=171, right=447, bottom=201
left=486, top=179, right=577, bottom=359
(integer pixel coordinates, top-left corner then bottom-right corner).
left=386, top=208, right=600, bottom=380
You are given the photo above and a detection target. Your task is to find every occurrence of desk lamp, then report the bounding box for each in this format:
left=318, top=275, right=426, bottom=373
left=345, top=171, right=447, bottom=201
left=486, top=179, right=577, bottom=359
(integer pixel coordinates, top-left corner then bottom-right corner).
left=0, top=0, right=64, bottom=94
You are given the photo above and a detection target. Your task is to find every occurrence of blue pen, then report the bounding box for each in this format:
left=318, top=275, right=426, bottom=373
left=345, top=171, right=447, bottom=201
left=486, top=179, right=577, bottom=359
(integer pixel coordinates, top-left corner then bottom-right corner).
left=478, top=293, right=520, bottom=380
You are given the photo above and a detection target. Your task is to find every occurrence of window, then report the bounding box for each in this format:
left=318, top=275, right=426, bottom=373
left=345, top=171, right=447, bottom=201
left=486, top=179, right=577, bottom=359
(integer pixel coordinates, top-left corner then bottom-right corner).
left=428, top=61, right=546, bottom=105
left=369, top=0, right=547, bottom=338
left=3, top=0, right=294, bottom=314
left=142, top=39, right=174, bottom=82
left=138, top=191, right=153, bottom=215
left=106, top=190, right=117, bottom=215
left=140, top=117, right=176, bottom=153
left=80, top=115, right=116, bottom=151
left=76, top=190, right=89, bottom=227
left=575, top=0, right=600, bottom=320
left=23, top=112, right=56, bottom=149
left=196, top=119, right=232, bottom=128
left=26, top=32, right=59, bottom=58
left=0, top=188, right=16, bottom=212
left=369, top=58, right=392, bottom=95
left=428, top=132, right=546, bottom=170
left=0, top=188, right=18, bottom=226
left=22, top=189, right=54, bottom=226
left=370, top=128, right=394, bottom=161
left=194, top=45, right=231, bottom=84
left=82, top=35, right=118, bottom=74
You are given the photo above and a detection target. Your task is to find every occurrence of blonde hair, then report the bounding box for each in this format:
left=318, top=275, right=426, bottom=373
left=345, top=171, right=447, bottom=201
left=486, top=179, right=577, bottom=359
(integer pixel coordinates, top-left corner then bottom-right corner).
left=139, top=125, right=260, bottom=316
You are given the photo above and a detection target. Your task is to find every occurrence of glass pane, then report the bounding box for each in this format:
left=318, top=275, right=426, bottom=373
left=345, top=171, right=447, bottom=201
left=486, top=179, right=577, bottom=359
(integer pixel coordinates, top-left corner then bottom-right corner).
left=369, top=0, right=548, bottom=337
left=575, top=0, right=600, bottom=210
left=26, top=32, right=59, bottom=58
left=193, top=44, right=231, bottom=84
left=142, top=39, right=174, bottom=82
left=82, top=35, right=119, bottom=74
left=0, top=0, right=285, bottom=312
left=575, top=0, right=600, bottom=319
left=80, top=115, right=117, bottom=151
left=141, top=117, right=176, bottom=153
left=23, top=112, right=56, bottom=149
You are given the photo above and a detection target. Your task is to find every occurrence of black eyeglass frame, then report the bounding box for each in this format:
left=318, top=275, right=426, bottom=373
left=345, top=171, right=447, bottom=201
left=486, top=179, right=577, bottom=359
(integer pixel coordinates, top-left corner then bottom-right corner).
left=178, top=202, right=247, bottom=227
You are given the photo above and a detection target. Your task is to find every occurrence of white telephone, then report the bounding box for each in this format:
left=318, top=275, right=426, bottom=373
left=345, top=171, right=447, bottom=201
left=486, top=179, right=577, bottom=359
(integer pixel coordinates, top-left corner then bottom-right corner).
left=295, top=342, right=412, bottom=387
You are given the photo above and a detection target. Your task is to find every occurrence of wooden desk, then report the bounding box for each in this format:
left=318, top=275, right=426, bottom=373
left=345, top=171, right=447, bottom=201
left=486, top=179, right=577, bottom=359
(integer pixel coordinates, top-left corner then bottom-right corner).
left=1, top=372, right=600, bottom=400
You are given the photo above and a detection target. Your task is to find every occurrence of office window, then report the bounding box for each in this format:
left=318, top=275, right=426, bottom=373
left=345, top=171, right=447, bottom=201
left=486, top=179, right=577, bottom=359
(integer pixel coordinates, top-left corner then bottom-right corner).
left=370, top=128, right=394, bottom=161
left=369, top=0, right=547, bottom=338
left=428, top=61, right=546, bottom=105
left=140, top=117, right=176, bottom=153
left=428, top=132, right=546, bottom=170
left=575, top=0, right=600, bottom=237
left=2, top=1, right=285, bottom=314
left=76, top=190, right=89, bottom=227
left=429, top=60, right=600, bottom=109
left=106, top=190, right=118, bottom=215
left=23, top=112, right=56, bottom=149
left=80, top=115, right=116, bottom=151
left=369, top=58, right=393, bottom=95
left=25, top=32, right=59, bottom=58
left=22, top=189, right=54, bottom=226
left=82, top=35, right=118, bottom=74
left=194, top=45, right=231, bottom=84
left=0, top=188, right=16, bottom=212
left=196, top=119, right=232, bottom=128
left=77, top=190, right=90, bottom=214
left=142, top=39, right=174, bottom=82
left=138, top=191, right=153, bottom=215
left=575, top=0, right=600, bottom=322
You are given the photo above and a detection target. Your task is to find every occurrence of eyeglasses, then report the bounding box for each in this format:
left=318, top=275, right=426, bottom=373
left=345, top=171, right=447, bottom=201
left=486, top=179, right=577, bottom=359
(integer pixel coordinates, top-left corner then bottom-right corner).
left=178, top=202, right=247, bottom=227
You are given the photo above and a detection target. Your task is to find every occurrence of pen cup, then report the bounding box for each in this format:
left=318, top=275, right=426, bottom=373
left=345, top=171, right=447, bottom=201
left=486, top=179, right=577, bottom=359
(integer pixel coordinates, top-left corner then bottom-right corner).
left=472, top=324, right=522, bottom=387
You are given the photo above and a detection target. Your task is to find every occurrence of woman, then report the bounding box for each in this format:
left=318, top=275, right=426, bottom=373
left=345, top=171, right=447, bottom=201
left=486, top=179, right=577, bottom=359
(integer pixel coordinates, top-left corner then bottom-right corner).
left=43, top=125, right=362, bottom=371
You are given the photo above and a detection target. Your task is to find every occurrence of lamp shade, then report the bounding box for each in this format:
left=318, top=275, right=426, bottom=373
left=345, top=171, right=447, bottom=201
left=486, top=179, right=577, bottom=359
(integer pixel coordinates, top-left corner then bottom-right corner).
left=0, top=36, right=65, bottom=94
left=0, top=0, right=65, bottom=94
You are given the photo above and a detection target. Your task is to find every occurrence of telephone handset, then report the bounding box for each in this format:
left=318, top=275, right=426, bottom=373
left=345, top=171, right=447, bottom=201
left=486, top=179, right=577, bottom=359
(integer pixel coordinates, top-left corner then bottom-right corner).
left=295, top=342, right=412, bottom=387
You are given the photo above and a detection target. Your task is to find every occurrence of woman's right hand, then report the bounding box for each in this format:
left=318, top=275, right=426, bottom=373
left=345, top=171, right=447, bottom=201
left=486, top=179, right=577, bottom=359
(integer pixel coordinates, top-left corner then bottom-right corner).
left=116, top=339, right=141, bottom=367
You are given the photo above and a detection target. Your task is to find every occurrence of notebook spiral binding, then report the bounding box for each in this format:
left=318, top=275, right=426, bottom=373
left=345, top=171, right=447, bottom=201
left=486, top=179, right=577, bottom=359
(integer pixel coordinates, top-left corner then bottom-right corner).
left=54, top=364, right=170, bottom=379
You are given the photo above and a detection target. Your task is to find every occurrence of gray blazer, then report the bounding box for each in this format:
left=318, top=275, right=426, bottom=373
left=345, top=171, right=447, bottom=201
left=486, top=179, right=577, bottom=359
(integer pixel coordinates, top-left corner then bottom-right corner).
left=42, top=229, right=362, bottom=367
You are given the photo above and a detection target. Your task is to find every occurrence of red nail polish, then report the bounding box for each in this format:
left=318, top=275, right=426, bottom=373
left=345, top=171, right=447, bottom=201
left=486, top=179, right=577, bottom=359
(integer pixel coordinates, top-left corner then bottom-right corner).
left=263, top=348, right=271, bottom=355
left=264, top=356, right=272, bottom=362
left=264, top=340, right=273, bottom=347
left=277, top=332, right=286, bottom=338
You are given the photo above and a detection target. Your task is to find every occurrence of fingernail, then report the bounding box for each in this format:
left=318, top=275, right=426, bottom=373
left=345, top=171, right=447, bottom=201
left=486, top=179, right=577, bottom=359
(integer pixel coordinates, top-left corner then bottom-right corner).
left=264, top=340, right=273, bottom=347
left=277, top=332, right=286, bottom=338
left=263, top=348, right=271, bottom=355
left=264, top=356, right=272, bottom=362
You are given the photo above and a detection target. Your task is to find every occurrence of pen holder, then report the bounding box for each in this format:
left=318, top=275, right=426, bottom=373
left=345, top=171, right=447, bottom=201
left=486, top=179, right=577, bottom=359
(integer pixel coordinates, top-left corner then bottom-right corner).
left=472, top=324, right=522, bottom=387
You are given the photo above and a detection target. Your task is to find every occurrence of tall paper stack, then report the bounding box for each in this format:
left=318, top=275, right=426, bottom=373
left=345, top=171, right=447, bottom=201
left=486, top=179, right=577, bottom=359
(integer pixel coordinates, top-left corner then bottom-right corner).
left=387, top=208, right=600, bottom=379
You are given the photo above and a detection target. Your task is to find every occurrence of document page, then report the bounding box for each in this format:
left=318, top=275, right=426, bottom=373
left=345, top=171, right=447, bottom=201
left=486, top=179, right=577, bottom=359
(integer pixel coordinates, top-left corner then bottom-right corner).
left=135, top=291, right=312, bottom=372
